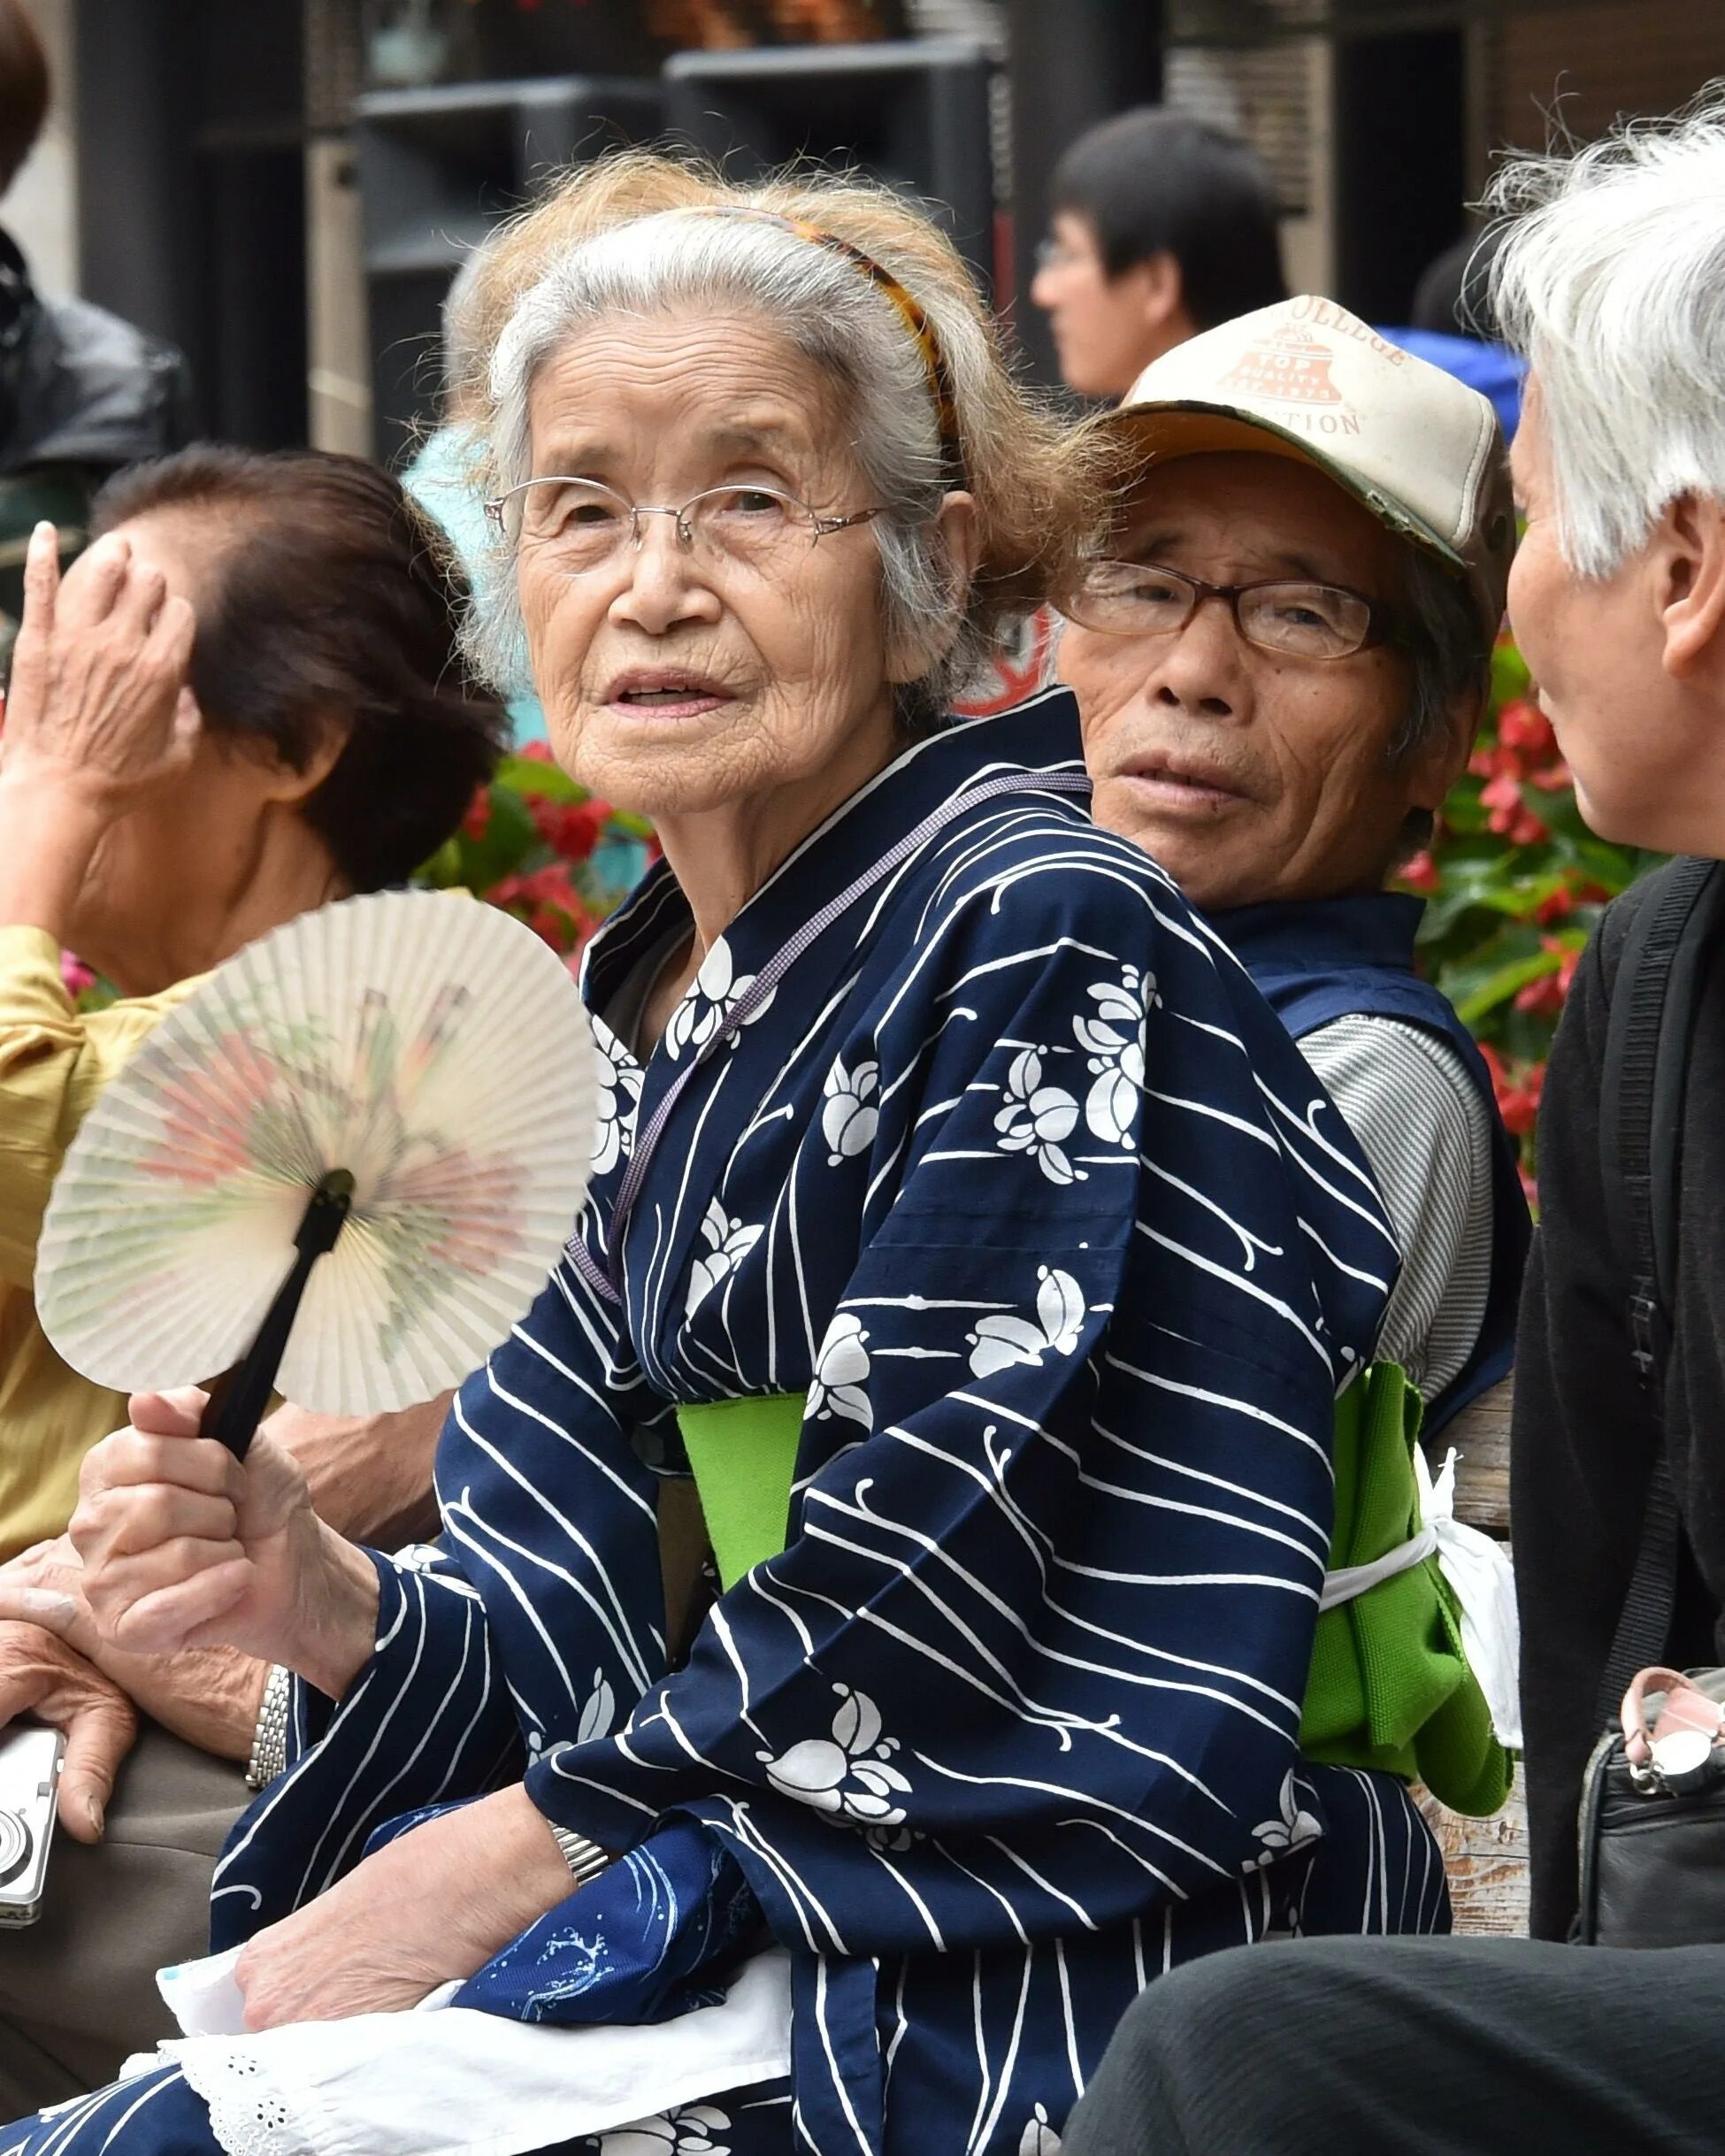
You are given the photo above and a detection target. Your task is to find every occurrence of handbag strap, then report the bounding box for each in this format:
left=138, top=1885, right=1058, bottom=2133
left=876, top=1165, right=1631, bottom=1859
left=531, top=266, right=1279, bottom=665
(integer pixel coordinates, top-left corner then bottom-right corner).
left=1596, top=857, right=1725, bottom=1718
left=569, top=767, right=1093, bottom=1308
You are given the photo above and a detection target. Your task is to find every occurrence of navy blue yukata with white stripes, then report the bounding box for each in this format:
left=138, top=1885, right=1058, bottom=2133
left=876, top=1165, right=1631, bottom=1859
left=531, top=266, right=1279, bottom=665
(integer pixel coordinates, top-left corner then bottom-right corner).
left=4, top=692, right=1450, bottom=2156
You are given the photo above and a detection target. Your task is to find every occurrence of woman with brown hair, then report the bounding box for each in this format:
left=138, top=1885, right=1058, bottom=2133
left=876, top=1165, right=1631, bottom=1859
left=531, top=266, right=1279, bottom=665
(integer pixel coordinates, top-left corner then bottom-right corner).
left=18, top=157, right=1433, bottom=2156
left=0, top=449, right=504, bottom=2106
left=0, top=446, right=507, bottom=1562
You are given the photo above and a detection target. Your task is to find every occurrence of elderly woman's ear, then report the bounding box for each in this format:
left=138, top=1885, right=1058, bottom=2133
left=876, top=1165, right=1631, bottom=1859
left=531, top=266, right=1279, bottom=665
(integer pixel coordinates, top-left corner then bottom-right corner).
left=229, top=710, right=350, bottom=806
left=883, top=490, right=979, bottom=687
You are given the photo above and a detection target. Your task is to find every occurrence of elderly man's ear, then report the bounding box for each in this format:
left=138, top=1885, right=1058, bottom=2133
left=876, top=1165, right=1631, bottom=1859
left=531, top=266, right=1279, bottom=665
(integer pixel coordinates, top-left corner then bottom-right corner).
left=1406, top=684, right=1483, bottom=816
left=1654, top=492, right=1725, bottom=686
left=885, top=491, right=979, bottom=685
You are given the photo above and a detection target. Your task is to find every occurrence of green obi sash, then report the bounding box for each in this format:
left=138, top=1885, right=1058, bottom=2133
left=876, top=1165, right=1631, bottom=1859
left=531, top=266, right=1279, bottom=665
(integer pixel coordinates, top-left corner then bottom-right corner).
left=1300, top=1362, right=1511, bottom=1817
left=676, top=1394, right=807, bottom=1591
left=675, top=1363, right=1511, bottom=1820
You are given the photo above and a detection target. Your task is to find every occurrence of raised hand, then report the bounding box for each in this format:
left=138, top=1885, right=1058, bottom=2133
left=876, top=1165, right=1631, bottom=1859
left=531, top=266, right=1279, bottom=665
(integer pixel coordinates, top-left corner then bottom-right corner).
left=4, top=523, right=197, bottom=809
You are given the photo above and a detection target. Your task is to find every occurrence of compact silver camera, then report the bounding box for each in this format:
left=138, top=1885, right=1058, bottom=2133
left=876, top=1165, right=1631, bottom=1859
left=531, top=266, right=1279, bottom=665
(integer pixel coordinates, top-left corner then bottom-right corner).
left=0, top=1722, right=65, bottom=1926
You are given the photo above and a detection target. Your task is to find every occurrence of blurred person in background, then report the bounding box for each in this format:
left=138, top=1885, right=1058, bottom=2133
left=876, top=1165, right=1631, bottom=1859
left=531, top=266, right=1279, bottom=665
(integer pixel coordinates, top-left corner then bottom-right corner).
left=1031, top=109, right=1287, bottom=402
left=0, top=0, right=189, bottom=656
left=1060, top=296, right=1529, bottom=1439
left=407, top=249, right=549, bottom=748
left=0, top=446, right=505, bottom=2109
left=1381, top=224, right=1525, bottom=441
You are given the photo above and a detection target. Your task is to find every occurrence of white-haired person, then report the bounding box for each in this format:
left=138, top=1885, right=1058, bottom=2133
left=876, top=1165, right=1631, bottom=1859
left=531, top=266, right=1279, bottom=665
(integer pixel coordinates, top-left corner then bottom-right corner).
left=0, top=155, right=1449, bottom=2156
left=1061, top=93, right=1725, bottom=2156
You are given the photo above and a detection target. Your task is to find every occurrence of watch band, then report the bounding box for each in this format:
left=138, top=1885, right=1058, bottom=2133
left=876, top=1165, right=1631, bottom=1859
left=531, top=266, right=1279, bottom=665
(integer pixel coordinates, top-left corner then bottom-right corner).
left=245, top=1663, right=294, bottom=1791
left=548, top=1822, right=610, bottom=1891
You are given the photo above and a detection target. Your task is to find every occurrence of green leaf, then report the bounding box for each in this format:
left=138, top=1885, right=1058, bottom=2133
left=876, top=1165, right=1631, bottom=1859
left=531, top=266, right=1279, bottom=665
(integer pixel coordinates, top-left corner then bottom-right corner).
left=495, top=754, right=581, bottom=804
left=1454, top=944, right=1564, bottom=1026
left=457, top=785, right=538, bottom=890
left=1490, top=639, right=1532, bottom=710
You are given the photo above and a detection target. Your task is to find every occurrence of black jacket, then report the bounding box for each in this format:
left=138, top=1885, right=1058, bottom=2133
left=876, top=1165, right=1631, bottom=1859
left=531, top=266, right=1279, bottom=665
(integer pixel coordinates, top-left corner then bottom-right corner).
left=0, top=227, right=189, bottom=476
left=1513, top=869, right=1725, bottom=1937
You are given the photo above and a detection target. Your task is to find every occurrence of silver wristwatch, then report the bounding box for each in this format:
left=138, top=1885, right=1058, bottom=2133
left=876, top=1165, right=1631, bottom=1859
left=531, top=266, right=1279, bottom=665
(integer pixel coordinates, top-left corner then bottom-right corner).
left=547, top=1822, right=610, bottom=1891
left=245, top=1663, right=294, bottom=1791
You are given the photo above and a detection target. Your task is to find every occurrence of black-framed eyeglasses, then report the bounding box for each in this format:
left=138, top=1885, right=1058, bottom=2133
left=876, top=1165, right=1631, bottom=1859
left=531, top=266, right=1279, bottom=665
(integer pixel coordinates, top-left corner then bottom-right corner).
left=1059, top=559, right=1399, bottom=662
left=1033, top=235, right=1086, bottom=274
left=482, top=477, right=884, bottom=578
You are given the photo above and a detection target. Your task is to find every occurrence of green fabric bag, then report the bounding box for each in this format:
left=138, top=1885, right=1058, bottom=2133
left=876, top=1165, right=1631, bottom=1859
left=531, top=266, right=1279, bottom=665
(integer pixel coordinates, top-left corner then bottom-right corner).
left=1300, top=1362, right=1512, bottom=1818
left=678, top=1365, right=1513, bottom=1820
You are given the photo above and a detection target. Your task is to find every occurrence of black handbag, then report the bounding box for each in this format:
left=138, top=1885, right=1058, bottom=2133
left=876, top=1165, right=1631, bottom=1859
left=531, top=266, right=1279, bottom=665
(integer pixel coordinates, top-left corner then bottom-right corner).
left=1574, top=857, right=1725, bottom=1946
left=1576, top=1667, right=1725, bottom=1946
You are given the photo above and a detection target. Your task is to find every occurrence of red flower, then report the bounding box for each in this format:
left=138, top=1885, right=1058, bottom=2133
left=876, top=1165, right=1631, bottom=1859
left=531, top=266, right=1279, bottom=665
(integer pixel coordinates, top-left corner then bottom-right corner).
left=1496, top=699, right=1556, bottom=758
left=1535, top=877, right=1609, bottom=926
left=463, top=786, right=493, bottom=841
left=488, top=863, right=594, bottom=955
left=529, top=797, right=609, bottom=862
left=1399, top=849, right=1439, bottom=894
left=1514, top=971, right=1566, bottom=1018
left=1514, top=937, right=1580, bottom=1019
left=59, top=950, right=96, bottom=997
left=1479, top=1042, right=1545, bottom=1137
left=1479, top=770, right=1550, bottom=846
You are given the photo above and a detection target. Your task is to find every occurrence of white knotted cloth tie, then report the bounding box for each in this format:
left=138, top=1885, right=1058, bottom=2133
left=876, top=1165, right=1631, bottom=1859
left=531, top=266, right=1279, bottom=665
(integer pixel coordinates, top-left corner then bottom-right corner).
left=1318, top=1445, right=1522, bottom=1750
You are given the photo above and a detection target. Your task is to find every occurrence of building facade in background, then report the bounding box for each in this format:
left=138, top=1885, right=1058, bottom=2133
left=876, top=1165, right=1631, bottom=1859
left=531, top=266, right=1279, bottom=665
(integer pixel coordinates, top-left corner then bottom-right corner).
left=19, top=0, right=1725, bottom=464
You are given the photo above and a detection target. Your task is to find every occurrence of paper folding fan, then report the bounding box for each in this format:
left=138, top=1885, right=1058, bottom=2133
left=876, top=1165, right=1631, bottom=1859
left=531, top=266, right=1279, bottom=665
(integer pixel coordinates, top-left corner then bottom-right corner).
left=36, top=888, right=598, bottom=1457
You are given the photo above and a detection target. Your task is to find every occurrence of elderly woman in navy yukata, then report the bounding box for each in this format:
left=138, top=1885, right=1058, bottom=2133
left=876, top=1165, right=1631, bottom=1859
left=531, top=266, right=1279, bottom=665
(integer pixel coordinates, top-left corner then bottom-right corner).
left=1062, top=298, right=1531, bottom=1440
left=10, top=160, right=1467, bottom=2156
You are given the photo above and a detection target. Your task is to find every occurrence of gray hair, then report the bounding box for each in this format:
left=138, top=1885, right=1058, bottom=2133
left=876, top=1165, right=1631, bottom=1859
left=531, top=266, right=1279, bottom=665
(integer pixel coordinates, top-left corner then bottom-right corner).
left=1488, top=92, right=1725, bottom=578
left=1392, top=544, right=1490, bottom=764
left=468, top=208, right=999, bottom=722
left=1386, top=544, right=1490, bottom=859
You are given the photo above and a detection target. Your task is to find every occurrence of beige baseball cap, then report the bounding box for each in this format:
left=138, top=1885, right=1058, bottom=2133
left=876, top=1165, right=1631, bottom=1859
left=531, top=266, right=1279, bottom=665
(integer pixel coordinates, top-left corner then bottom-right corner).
left=1104, top=294, right=1514, bottom=642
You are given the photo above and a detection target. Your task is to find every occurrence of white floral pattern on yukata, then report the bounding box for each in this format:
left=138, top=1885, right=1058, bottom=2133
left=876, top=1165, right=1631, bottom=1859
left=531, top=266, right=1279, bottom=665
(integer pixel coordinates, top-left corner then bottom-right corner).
left=0, top=697, right=1448, bottom=2156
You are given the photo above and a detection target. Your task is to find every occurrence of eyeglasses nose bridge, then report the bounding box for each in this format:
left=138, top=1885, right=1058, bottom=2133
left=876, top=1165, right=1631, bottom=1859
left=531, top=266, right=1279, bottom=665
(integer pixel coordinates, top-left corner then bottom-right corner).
left=627, top=503, right=698, bottom=556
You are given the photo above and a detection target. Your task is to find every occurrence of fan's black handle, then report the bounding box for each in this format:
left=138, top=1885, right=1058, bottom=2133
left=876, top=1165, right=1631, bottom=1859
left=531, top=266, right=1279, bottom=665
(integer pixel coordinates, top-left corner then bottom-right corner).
left=206, top=1173, right=355, bottom=1462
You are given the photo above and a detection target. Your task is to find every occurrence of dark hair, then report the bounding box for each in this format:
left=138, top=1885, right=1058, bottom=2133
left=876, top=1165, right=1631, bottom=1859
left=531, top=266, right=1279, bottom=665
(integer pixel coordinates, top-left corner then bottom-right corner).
left=0, top=0, right=48, bottom=198
left=1409, top=226, right=1506, bottom=343
left=1051, top=109, right=1286, bottom=328
left=92, top=447, right=507, bottom=890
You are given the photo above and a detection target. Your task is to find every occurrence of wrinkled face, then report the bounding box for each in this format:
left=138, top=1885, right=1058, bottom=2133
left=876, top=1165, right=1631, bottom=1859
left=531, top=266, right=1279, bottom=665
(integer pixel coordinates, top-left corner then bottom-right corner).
left=515, top=313, right=898, bottom=821
left=1062, top=452, right=1446, bottom=911
left=1029, top=212, right=1182, bottom=401
left=1506, top=386, right=1681, bottom=848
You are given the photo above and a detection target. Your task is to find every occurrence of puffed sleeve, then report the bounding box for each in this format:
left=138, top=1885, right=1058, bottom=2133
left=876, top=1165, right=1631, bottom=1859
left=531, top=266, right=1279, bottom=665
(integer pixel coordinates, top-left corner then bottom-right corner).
left=0, top=927, right=188, bottom=1286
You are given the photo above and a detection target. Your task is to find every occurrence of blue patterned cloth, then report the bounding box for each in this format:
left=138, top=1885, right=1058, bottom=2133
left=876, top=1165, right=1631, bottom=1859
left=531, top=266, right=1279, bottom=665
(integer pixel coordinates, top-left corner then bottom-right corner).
left=2, top=693, right=1448, bottom=2156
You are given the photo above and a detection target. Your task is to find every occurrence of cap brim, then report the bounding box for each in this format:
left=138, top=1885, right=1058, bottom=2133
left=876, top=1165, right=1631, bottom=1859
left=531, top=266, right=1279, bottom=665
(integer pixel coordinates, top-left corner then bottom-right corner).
left=1098, top=400, right=1470, bottom=581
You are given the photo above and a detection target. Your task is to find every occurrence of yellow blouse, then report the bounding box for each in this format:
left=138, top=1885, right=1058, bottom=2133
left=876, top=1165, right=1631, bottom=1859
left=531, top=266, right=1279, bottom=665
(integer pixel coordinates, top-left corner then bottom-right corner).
left=0, top=926, right=197, bottom=1559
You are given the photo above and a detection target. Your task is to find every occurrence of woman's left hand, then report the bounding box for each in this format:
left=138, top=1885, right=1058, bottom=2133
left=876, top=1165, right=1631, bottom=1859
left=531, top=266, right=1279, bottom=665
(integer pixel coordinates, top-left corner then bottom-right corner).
left=4, top=525, right=197, bottom=809
left=234, top=1782, right=581, bottom=2029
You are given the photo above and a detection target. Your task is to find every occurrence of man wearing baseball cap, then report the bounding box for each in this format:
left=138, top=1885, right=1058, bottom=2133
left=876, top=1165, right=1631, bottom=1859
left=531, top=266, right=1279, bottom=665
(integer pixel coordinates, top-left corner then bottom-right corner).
left=1061, top=295, right=1527, bottom=1436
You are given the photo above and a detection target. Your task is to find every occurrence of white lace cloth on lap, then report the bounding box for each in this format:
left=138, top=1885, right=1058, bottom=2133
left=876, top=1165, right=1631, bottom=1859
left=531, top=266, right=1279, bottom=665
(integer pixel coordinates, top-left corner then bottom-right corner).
left=120, top=1945, right=793, bottom=2156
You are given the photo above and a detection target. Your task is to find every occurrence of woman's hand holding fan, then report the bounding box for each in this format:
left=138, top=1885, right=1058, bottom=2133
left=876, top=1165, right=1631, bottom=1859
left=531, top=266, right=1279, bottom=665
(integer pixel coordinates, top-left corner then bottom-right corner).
left=69, top=1390, right=380, bottom=1698
left=34, top=887, right=601, bottom=1680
